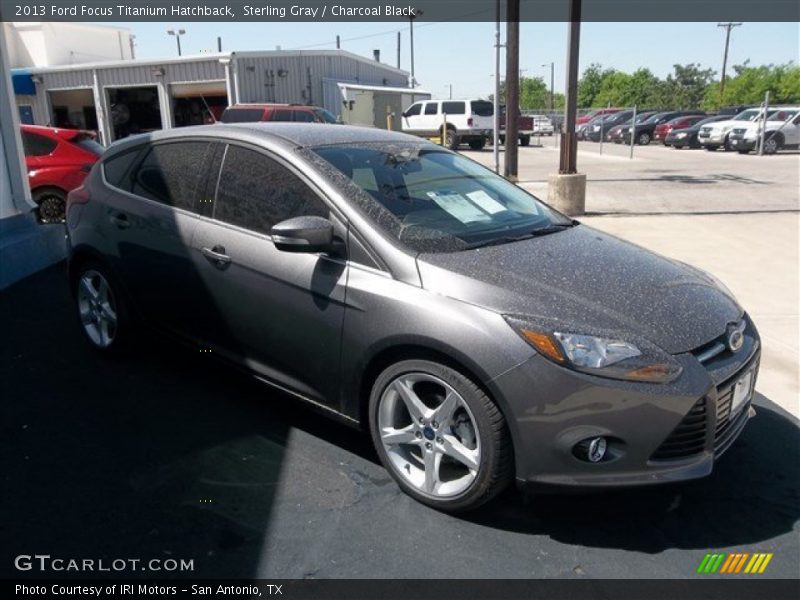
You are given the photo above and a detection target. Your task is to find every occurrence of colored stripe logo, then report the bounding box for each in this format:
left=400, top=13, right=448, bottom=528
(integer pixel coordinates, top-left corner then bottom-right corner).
left=697, top=552, right=773, bottom=574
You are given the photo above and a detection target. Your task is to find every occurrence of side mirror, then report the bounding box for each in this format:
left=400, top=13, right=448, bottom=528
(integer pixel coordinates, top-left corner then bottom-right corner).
left=270, top=216, right=334, bottom=253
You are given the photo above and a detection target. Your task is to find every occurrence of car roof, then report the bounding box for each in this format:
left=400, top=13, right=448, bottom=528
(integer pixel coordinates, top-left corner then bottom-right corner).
left=106, top=123, right=428, bottom=155
left=225, top=103, right=320, bottom=110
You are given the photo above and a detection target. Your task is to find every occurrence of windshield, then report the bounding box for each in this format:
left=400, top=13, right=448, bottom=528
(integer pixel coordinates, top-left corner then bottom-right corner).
left=734, top=109, right=762, bottom=121
left=309, top=143, right=571, bottom=253
left=642, top=113, right=665, bottom=124
left=313, top=108, right=338, bottom=123
left=768, top=109, right=799, bottom=121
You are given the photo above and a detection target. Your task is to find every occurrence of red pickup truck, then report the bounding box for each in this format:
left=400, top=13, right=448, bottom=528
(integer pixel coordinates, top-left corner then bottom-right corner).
left=498, top=106, right=535, bottom=146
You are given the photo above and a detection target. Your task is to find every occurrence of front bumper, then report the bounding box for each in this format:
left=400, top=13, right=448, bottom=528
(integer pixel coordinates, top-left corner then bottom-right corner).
left=489, top=321, right=760, bottom=489
left=698, top=131, right=727, bottom=145
left=729, top=136, right=756, bottom=151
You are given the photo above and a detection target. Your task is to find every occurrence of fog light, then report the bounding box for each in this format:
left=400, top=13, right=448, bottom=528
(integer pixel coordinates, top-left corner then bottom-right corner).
left=574, top=436, right=608, bottom=463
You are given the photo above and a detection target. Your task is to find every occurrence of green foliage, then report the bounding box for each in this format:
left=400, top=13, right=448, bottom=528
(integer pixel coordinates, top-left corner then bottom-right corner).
left=575, top=62, right=799, bottom=111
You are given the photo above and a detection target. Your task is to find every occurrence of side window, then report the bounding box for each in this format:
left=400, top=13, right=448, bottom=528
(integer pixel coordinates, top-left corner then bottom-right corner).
left=214, top=145, right=329, bottom=235
left=424, top=103, right=438, bottom=115
left=441, top=101, right=466, bottom=115
left=130, top=142, right=211, bottom=212
left=404, top=103, right=422, bottom=117
left=293, top=110, right=315, bottom=122
left=22, top=132, right=58, bottom=157
left=271, top=109, right=293, bottom=122
left=102, top=147, right=142, bottom=190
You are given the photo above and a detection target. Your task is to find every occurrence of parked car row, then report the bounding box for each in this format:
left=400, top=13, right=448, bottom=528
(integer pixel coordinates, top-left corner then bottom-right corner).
left=578, top=106, right=800, bottom=154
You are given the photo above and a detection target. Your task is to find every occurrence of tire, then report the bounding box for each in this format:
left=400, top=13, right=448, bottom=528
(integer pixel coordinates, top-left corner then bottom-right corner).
left=637, top=131, right=651, bottom=146
left=519, top=135, right=531, bottom=147
left=762, top=135, right=782, bottom=155
left=723, top=136, right=734, bottom=152
left=72, top=260, right=133, bottom=355
left=368, top=359, right=513, bottom=513
left=443, top=128, right=459, bottom=151
left=33, top=187, right=67, bottom=224
left=737, top=149, right=750, bottom=155
left=468, top=138, right=486, bottom=150
left=704, top=145, right=719, bottom=152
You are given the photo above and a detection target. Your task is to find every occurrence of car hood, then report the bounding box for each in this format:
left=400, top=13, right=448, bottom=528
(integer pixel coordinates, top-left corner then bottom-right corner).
left=416, top=225, right=742, bottom=354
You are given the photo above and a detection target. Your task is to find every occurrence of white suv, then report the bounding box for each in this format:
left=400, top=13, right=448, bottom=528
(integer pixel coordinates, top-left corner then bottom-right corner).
left=697, top=107, right=776, bottom=151
left=728, top=107, right=800, bottom=154
left=401, top=99, right=494, bottom=150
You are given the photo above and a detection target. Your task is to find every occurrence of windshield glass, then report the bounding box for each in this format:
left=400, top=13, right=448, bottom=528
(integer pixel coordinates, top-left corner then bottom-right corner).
left=734, top=109, right=761, bottom=121
left=309, top=143, right=571, bottom=253
left=768, top=109, right=799, bottom=121
left=313, top=108, right=338, bottom=123
left=642, top=113, right=665, bottom=124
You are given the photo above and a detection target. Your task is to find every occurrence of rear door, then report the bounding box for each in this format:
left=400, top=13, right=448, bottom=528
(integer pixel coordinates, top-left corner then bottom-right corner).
left=103, top=139, right=219, bottom=335
left=189, top=142, right=348, bottom=406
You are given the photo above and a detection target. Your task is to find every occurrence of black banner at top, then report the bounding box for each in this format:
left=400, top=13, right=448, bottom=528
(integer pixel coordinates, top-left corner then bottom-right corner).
left=1, top=0, right=798, bottom=23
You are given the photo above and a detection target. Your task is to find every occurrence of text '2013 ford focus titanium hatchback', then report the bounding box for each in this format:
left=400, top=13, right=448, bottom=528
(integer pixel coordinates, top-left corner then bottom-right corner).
left=67, top=124, right=759, bottom=512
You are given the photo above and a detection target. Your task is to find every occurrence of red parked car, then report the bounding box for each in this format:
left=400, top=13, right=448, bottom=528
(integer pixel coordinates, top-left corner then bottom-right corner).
left=220, top=103, right=338, bottom=124
left=575, top=107, right=621, bottom=126
left=22, top=125, right=103, bottom=223
left=655, top=115, right=708, bottom=145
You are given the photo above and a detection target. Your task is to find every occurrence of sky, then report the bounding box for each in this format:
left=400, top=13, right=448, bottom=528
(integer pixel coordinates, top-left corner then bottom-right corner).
left=110, top=21, right=799, bottom=99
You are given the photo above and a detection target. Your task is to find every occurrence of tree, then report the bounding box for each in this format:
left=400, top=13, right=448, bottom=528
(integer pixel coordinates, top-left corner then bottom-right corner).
left=662, top=63, right=716, bottom=109
left=703, top=62, right=800, bottom=109
left=577, top=63, right=612, bottom=107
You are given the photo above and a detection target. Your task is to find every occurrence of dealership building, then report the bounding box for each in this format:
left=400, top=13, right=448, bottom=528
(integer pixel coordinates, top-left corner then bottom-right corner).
left=10, top=48, right=426, bottom=145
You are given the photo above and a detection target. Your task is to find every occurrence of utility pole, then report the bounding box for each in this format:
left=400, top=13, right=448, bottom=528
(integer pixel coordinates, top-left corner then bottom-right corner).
left=336, top=35, right=340, bottom=49
left=548, top=0, right=585, bottom=216
left=493, top=0, right=503, bottom=174
left=409, top=10, right=422, bottom=87
left=717, top=22, right=741, bottom=103
left=128, top=34, right=136, bottom=59
left=445, top=84, right=453, bottom=99
left=504, top=0, right=520, bottom=181
left=543, top=62, right=554, bottom=110
left=217, top=37, right=222, bottom=52
left=396, top=32, right=401, bottom=69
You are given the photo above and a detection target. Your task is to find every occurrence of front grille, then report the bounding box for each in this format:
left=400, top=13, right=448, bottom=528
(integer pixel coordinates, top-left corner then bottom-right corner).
left=732, top=128, right=747, bottom=135
left=650, top=354, right=757, bottom=462
left=651, top=398, right=707, bottom=460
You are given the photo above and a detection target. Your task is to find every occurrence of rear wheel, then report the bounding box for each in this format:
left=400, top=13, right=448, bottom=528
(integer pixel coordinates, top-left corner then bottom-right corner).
left=444, top=128, right=459, bottom=151
left=519, top=135, right=531, bottom=147
left=33, top=187, right=66, bottom=224
left=637, top=131, right=651, bottom=145
left=73, top=261, right=132, bottom=354
left=468, top=138, right=486, bottom=150
left=369, top=359, right=513, bottom=512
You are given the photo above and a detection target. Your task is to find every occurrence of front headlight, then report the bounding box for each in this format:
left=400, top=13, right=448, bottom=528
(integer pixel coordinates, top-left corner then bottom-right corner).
left=504, top=316, right=683, bottom=383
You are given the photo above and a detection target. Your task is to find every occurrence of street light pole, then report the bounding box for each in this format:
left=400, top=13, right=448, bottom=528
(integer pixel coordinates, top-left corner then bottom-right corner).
left=167, top=28, right=186, bottom=57
left=445, top=84, right=453, bottom=99
left=542, top=62, right=554, bottom=111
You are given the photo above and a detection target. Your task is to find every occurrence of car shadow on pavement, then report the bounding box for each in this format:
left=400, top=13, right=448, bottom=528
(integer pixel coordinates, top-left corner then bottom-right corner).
left=466, top=394, right=799, bottom=553
left=3, top=263, right=798, bottom=577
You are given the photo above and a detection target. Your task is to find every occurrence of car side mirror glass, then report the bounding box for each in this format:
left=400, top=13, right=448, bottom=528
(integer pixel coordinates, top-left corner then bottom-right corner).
left=270, top=216, right=334, bottom=254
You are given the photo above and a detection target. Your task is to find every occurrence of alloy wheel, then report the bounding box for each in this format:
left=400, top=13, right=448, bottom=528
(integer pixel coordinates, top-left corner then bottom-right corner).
left=38, top=194, right=66, bottom=223
left=377, top=372, right=481, bottom=498
left=77, top=270, right=118, bottom=348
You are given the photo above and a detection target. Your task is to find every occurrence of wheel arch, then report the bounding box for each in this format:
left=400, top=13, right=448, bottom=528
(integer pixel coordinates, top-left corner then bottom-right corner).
left=31, top=184, right=68, bottom=202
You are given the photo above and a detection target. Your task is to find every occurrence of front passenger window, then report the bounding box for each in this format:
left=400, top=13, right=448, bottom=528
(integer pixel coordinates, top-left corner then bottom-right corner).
left=213, top=145, right=329, bottom=235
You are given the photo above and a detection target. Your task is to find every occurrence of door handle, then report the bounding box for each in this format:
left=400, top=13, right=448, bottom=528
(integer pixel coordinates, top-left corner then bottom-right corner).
left=202, top=245, right=231, bottom=268
left=109, top=213, right=130, bottom=229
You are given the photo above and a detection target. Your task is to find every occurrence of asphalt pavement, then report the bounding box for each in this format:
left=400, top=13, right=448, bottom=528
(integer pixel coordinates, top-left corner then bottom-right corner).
left=2, top=264, right=798, bottom=579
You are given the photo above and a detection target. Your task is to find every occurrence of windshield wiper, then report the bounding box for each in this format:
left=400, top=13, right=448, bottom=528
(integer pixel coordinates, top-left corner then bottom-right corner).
left=465, top=222, right=577, bottom=250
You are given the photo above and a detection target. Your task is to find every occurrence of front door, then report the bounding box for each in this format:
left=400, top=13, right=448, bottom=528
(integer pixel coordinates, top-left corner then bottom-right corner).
left=190, top=143, right=348, bottom=407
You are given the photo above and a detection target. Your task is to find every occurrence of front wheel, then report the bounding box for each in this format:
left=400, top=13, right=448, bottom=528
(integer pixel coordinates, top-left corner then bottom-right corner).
left=444, top=128, right=459, bottom=151
left=637, top=132, right=651, bottom=145
left=519, top=135, right=531, bottom=147
left=369, top=360, right=513, bottom=512
left=704, top=145, right=719, bottom=152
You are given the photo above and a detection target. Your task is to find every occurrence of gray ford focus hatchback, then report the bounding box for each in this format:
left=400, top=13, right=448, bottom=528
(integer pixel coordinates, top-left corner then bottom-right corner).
left=66, top=124, right=759, bottom=512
